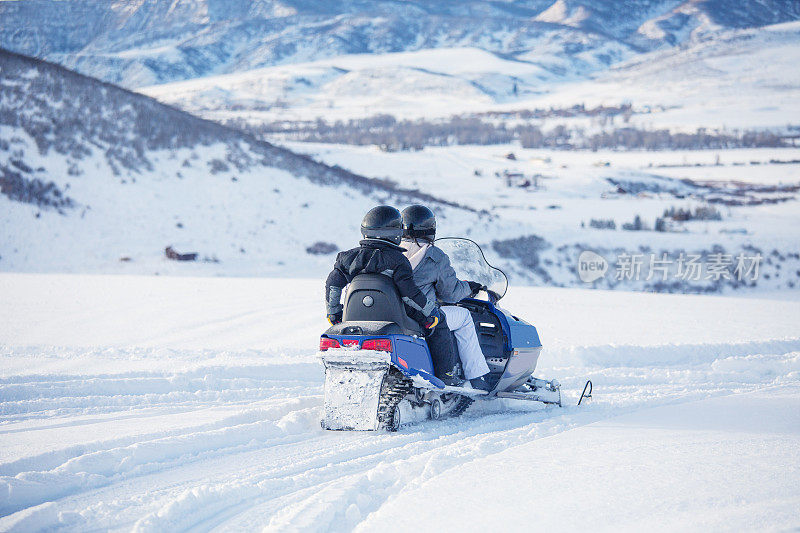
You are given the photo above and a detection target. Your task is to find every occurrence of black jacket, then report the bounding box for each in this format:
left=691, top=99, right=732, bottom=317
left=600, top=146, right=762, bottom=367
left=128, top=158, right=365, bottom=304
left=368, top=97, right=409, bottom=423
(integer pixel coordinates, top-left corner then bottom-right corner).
left=325, top=239, right=435, bottom=323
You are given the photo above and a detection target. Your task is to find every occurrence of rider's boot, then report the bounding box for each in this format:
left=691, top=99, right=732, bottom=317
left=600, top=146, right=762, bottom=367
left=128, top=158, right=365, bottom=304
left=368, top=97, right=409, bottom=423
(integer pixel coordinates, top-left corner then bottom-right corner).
left=439, top=364, right=463, bottom=386
left=469, top=374, right=491, bottom=391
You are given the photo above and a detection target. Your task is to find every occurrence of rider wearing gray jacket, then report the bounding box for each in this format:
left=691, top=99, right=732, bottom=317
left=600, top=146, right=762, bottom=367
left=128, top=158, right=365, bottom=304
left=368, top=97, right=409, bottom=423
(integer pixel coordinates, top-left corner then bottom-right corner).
left=401, top=205, right=492, bottom=390
left=406, top=244, right=473, bottom=305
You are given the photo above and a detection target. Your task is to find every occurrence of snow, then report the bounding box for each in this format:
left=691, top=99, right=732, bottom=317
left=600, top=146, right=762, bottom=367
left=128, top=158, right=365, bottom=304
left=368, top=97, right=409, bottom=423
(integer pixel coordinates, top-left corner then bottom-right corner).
left=139, top=47, right=554, bottom=122
left=526, top=21, right=800, bottom=132
left=360, top=385, right=800, bottom=532
left=0, top=132, right=456, bottom=278
left=5, top=125, right=799, bottom=292
left=139, top=22, right=800, bottom=130
left=282, top=141, right=800, bottom=292
left=3, top=8, right=800, bottom=529
left=1, top=272, right=799, bottom=530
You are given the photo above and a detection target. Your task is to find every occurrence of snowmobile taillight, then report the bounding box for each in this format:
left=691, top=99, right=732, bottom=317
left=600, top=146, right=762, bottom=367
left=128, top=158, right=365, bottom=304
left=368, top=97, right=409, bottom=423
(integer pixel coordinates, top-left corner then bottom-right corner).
left=319, top=337, right=341, bottom=351
left=361, top=338, right=392, bottom=352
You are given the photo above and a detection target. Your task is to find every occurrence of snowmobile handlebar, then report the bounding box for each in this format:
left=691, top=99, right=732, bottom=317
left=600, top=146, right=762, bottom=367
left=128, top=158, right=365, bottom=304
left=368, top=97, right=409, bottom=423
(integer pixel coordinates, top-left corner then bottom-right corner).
left=472, top=288, right=500, bottom=304
left=485, top=289, right=501, bottom=304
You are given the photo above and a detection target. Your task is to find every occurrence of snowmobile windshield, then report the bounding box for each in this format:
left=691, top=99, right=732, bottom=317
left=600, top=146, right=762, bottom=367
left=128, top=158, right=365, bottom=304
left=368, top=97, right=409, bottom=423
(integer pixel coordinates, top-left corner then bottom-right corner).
left=434, top=237, right=508, bottom=300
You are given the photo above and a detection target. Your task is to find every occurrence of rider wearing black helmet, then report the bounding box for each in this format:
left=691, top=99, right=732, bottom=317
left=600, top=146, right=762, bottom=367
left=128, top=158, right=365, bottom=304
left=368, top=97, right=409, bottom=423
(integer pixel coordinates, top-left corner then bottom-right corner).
left=400, top=204, right=437, bottom=240
left=324, top=206, right=463, bottom=382
left=401, top=205, right=492, bottom=391
left=359, top=205, right=404, bottom=244
left=324, top=205, right=441, bottom=335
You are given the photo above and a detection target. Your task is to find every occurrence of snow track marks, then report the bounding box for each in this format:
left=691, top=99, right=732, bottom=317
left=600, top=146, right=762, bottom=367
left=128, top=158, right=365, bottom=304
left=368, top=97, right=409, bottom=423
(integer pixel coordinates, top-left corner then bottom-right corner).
left=1, top=339, right=798, bottom=531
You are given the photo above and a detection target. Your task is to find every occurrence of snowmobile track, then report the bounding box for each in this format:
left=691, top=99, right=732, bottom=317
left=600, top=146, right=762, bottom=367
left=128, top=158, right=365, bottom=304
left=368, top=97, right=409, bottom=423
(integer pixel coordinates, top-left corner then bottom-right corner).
left=376, top=369, right=413, bottom=431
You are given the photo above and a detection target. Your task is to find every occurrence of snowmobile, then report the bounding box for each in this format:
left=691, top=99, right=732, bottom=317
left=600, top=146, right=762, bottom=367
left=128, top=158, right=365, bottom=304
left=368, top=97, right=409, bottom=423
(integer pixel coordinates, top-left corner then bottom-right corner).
left=318, top=237, right=561, bottom=431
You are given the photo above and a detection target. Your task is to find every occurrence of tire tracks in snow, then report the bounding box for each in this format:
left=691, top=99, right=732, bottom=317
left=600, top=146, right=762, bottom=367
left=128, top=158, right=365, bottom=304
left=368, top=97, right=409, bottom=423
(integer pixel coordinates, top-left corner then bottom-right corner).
left=1, top=343, right=798, bottom=530
left=0, top=399, right=322, bottom=517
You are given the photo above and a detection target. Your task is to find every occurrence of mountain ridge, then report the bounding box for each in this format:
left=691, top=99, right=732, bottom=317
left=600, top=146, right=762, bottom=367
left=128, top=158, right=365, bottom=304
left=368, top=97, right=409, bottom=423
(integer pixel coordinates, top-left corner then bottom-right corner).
left=0, top=47, right=467, bottom=209
left=0, top=47, right=478, bottom=275
left=2, top=0, right=797, bottom=88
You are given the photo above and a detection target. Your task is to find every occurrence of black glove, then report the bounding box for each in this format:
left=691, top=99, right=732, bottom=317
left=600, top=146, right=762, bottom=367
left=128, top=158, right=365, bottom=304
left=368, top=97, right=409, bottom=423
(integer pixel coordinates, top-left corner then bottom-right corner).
left=327, top=311, right=342, bottom=325
left=467, top=281, right=486, bottom=296
left=423, top=307, right=442, bottom=333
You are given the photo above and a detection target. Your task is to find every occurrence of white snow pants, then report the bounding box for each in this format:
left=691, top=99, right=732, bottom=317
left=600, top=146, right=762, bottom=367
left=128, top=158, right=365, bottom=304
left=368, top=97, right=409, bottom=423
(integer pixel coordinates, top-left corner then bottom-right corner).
left=442, top=305, right=490, bottom=380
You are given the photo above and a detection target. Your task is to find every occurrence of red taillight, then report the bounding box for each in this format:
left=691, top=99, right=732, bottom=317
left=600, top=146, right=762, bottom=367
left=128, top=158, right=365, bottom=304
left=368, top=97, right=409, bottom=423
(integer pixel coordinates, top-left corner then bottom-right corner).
left=319, top=337, right=341, bottom=351
left=362, top=338, right=392, bottom=352
left=341, top=339, right=359, bottom=347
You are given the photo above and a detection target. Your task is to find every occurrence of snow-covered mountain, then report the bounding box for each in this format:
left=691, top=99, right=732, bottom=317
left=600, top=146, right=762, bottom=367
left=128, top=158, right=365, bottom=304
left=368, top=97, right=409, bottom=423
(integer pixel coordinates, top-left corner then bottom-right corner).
left=0, top=49, right=474, bottom=275
left=1, top=0, right=798, bottom=88
left=2, top=48, right=798, bottom=293
left=139, top=21, right=800, bottom=130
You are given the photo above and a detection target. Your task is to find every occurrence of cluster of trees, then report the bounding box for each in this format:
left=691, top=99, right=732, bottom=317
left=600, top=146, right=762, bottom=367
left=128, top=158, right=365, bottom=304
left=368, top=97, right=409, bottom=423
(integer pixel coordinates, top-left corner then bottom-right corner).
left=583, top=128, right=785, bottom=151
left=663, top=205, right=722, bottom=222
left=228, top=114, right=790, bottom=151
left=0, top=166, right=74, bottom=211
left=622, top=215, right=647, bottom=231
left=589, top=218, right=616, bottom=230
left=226, top=115, right=520, bottom=149
left=478, top=103, right=634, bottom=121
left=491, top=234, right=553, bottom=284
left=585, top=206, right=723, bottom=233
left=617, top=206, right=724, bottom=233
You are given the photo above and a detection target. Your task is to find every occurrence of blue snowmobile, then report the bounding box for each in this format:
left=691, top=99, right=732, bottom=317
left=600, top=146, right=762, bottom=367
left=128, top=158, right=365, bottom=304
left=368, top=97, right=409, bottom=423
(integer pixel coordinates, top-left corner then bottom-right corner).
left=318, top=237, right=561, bottom=431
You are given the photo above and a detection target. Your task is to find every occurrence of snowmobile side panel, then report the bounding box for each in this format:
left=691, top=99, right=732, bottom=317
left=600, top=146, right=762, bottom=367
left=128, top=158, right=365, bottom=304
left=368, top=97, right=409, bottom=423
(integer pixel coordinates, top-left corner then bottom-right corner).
left=492, top=346, right=543, bottom=393
left=503, top=315, right=541, bottom=349
left=391, top=335, right=434, bottom=375
left=406, top=368, right=446, bottom=389
left=492, top=304, right=541, bottom=350
left=461, top=299, right=542, bottom=351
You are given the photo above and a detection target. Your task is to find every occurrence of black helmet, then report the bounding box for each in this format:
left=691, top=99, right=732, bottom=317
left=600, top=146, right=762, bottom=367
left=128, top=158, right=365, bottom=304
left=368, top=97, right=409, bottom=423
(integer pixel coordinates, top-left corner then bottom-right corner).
left=361, top=205, right=403, bottom=245
left=401, top=205, right=436, bottom=240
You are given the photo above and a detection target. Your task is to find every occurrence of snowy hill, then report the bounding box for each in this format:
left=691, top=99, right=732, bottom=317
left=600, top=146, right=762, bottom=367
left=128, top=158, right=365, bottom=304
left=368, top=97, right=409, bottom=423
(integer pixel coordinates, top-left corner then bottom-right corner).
left=286, top=141, right=800, bottom=294
left=531, top=20, right=800, bottom=132
left=139, top=21, right=800, bottom=130
left=1, top=0, right=797, bottom=88
left=1, top=272, right=798, bottom=530
left=2, top=49, right=798, bottom=293
left=0, top=49, right=472, bottom=275
left=140, top=47, right=561, bottom=122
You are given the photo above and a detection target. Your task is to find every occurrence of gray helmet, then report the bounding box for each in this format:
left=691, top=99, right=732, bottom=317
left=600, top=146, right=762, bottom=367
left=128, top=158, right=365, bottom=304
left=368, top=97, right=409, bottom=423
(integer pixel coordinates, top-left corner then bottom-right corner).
left=361, top=205, right=403, bottom=245
left=401, top=205, right=436, bottom=240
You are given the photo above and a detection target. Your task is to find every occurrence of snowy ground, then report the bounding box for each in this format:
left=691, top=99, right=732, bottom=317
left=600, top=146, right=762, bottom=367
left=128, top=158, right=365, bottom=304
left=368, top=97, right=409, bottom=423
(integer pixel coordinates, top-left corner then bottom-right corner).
left=284, top=142, right=800, bottom=291
left=1, top=273, right=799, bottom=531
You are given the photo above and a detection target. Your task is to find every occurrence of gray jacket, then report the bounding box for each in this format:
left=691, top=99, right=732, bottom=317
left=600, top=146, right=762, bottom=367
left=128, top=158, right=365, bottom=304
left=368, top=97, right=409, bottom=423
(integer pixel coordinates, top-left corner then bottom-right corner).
left=410, top=245, right=472, bottom=304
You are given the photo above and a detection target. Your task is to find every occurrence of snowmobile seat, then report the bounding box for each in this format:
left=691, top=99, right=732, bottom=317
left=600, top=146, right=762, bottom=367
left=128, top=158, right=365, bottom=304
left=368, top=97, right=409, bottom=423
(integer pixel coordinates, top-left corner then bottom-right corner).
left=325, top=321, right=407, bottom=336
left=342, top=274, right=423, bottom=336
